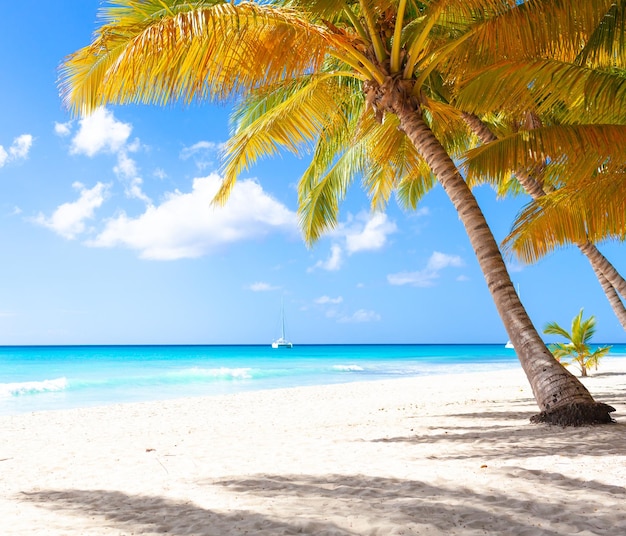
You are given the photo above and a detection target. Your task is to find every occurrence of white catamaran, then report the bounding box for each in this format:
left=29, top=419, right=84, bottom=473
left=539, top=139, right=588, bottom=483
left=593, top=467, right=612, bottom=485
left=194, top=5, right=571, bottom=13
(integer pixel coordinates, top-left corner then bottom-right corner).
left=272, top=300, right=293, bottom=349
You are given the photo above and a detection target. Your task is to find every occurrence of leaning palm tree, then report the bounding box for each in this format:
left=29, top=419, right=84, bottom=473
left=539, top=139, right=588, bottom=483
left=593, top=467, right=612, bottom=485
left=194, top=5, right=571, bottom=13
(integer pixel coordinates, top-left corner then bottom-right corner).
left=462, top=115, right=626, bottom=330
left=60, top=0, right=615, bottom=424
left=457, top=4, right=626, bottom=328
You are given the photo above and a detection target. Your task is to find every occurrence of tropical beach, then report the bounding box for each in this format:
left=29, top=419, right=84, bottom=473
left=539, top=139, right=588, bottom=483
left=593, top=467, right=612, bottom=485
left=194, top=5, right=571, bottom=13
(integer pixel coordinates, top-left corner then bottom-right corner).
left=1, top=1, right=626, bottom=534
left=2, top=358, right=626, bottom=535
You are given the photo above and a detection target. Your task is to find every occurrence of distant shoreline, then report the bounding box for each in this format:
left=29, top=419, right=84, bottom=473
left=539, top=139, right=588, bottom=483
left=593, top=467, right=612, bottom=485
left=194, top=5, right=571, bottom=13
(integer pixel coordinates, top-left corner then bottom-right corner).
left=0, top=341, right=624, bottom=348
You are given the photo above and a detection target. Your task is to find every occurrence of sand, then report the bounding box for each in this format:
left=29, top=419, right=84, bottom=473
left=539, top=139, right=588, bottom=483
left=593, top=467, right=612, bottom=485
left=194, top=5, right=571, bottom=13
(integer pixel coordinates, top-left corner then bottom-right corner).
left=1, top=359, right=626, bottom=535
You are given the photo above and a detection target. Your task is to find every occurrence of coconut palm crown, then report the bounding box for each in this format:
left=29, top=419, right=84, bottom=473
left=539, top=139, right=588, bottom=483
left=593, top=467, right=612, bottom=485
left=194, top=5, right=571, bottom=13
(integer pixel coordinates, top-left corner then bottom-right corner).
left=456, top=3, right=626, bottom=330
left=544, top=309, right=612, bottom=377
left=60, top=0, right=618, bottom=425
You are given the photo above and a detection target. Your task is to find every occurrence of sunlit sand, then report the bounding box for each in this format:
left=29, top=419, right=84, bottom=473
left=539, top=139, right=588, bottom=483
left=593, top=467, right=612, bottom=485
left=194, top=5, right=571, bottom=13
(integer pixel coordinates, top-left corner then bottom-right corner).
left=2, top=360, right=625, bottom=535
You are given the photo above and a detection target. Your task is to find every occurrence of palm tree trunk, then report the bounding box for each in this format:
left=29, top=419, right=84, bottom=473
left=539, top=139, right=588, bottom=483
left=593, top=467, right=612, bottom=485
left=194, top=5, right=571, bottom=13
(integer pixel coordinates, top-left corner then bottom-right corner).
left=579, top=244, right=626, bottom=330
left=387, top=96, right=614, bottom=425
left=578, top=242, right=626, bottom=300
left=463, top=113, right=626, bottom=330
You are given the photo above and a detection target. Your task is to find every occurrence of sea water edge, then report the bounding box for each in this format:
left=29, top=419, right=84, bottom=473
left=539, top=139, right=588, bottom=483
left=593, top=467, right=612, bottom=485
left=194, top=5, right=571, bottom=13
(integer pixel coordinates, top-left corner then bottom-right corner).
left=1, top=343, right=624, bottom=416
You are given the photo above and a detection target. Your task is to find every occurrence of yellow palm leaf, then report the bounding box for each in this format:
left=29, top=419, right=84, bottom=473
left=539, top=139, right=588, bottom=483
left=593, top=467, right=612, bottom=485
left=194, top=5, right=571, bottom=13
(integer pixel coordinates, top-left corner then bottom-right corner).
left=504, top=171, right=626, bottom=263
left=464, top=124, right=626, bottom=187
left=457, top=60, right=626, bottom=124
left=61, top=2, right=333, bottom=114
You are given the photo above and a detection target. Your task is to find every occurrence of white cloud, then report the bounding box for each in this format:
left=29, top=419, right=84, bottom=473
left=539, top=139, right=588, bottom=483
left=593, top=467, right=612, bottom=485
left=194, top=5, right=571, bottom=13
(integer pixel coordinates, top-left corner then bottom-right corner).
left=54, top=121, right=72, bottom=136
left=345, top=212, right=397, bottom=254
left=87, top=173, right=298, bottom=260
left=387, top=251, right=465, bottom=287
left=114, top=151, right=138, bottom=178
left=34, top=182, right=109, bottom=240
left=114, top=151, right=150, bottom=203
left=309, top=212, right=396, bottom=272
left=70, top=108, right=131, bottom=156
left=64, top=109, right=149, bottom=202
left=412, top=206, right=430, bottom=218
left=0, top=134, right=33, bottom=168
left=426, top=251, right=464, bottom=271
left=315, top=295, right=343, bottom=305
left=338, top=309, right=381, bottom=323
left=249, top=282, right=279, bottom=292
left=9, top=135, right=33, bottom=159
left=309, top=243, right=343, bottom=272
left=153, top=168, right=168, bottom=180
left=180, top=140, right=224, bottom=170
left=180, top=141, right=223, bottom=160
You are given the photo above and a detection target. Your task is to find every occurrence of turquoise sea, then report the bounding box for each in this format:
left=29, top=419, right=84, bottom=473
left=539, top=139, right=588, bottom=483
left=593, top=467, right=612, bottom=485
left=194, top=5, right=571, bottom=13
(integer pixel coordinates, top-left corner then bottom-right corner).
left=1, top=343, right=625, bottom=415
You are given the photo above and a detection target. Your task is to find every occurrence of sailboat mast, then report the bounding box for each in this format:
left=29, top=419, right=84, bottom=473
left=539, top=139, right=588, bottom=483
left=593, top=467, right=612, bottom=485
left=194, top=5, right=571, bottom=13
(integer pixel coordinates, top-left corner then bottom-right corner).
left=281, top=299, right=286, bottom=339
left=272, top=296, right=293, bottom=348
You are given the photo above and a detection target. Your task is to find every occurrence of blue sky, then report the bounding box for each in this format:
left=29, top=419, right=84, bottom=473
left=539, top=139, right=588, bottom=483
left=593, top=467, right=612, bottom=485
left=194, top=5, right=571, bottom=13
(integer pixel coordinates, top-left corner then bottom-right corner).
left=0, top=1, right=624, bottom=345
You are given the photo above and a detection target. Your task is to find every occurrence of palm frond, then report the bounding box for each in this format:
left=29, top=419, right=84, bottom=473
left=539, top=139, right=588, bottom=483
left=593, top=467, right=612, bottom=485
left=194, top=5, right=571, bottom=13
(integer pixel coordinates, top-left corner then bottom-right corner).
left=61, top=1, right=333, bottom=114
left=464, top=124, right=626, bottom=187
left=357, top=112, right=412, bottom=208
left=421, top=97, right=474, bottom=159
left=576, top=1, right=626, bottom=68
left=217, top=72, right=360, bottom=203
left=452, top=0, right=616, bottom=69
left=456, top=60, right=626, bottom=124
left=544, top=321, right=573, bottom=340
left=503, top=170, right=626, bottom=263
left=396, top=162, right=437, bottom=210
left=298, top=142, right=364, bottom=244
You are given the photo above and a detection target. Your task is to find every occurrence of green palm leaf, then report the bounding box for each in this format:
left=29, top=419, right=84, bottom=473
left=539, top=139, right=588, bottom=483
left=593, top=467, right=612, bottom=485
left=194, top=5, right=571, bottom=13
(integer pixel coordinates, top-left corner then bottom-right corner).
left=219, top=72, right=359, bottom=203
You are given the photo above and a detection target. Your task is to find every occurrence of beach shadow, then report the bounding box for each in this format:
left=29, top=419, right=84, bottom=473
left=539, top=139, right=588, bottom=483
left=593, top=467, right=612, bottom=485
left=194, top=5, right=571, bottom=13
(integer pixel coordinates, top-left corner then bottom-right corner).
left=584, top=371, right=626, bottom=378
left=435, top=409, right=537, bottom=420
left=370, top=420, right=626, bottom=461
left=21, top=466, right=626, bottom=535
left=19, top=489, right=354, bottom=535
left=206, top=471, right=625, bottom=535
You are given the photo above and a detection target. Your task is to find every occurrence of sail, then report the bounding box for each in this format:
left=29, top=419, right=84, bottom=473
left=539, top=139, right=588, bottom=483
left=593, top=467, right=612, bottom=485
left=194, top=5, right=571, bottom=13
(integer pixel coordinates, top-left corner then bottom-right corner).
left=272, top=299, right=293, bottom=348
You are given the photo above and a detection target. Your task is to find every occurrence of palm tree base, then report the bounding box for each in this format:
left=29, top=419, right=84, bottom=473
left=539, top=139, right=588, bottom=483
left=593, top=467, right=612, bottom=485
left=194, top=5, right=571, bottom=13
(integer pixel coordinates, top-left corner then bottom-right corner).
left=530, top=402, right=616, bottom=426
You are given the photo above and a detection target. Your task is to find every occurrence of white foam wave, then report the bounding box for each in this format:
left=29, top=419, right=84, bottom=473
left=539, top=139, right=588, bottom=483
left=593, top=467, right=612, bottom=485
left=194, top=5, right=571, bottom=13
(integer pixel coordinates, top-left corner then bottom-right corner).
left=332, top=365, right=365, bottom=372
left=174, top=367, right=253, bottom=380
left=0, top=377, right=69, bottom=398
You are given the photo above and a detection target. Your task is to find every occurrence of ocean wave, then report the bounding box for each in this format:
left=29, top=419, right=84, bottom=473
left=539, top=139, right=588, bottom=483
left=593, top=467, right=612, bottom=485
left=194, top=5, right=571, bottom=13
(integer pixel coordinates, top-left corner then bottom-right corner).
left=0, top=377, right=69, bottom=398
left=332, top=365, right=365, bottom=372
left=65, top=367, right=256, bottom=391
left=169, top=367, right=254, bottom=380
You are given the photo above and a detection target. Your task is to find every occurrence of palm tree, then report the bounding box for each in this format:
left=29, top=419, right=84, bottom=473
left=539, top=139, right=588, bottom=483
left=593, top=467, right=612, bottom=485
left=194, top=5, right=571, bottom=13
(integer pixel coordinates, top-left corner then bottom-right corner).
left=60, top=0, right=615, bottom=425
left=462, top=114, right=626, bottom=331
left=544, top=310, right=612, bottom=377
left=456, top=5, right=626, bottom=328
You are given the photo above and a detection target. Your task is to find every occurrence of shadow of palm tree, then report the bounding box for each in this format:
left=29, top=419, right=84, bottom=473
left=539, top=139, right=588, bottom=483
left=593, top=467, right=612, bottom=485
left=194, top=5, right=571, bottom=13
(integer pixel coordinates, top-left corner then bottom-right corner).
left=369, top=419, right=626, bottom=461
left=584, top=371, right=626, bottom=378
left=20, top=489, right=355, bottom=535
left=206, top=470, right=626, bottom=535
left=21, top=460, right=626, bottom=536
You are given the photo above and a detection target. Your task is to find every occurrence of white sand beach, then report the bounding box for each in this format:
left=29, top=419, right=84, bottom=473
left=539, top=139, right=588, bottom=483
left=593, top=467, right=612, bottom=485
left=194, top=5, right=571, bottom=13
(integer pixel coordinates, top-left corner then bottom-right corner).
left=1, top=360, right=626, bottom=535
